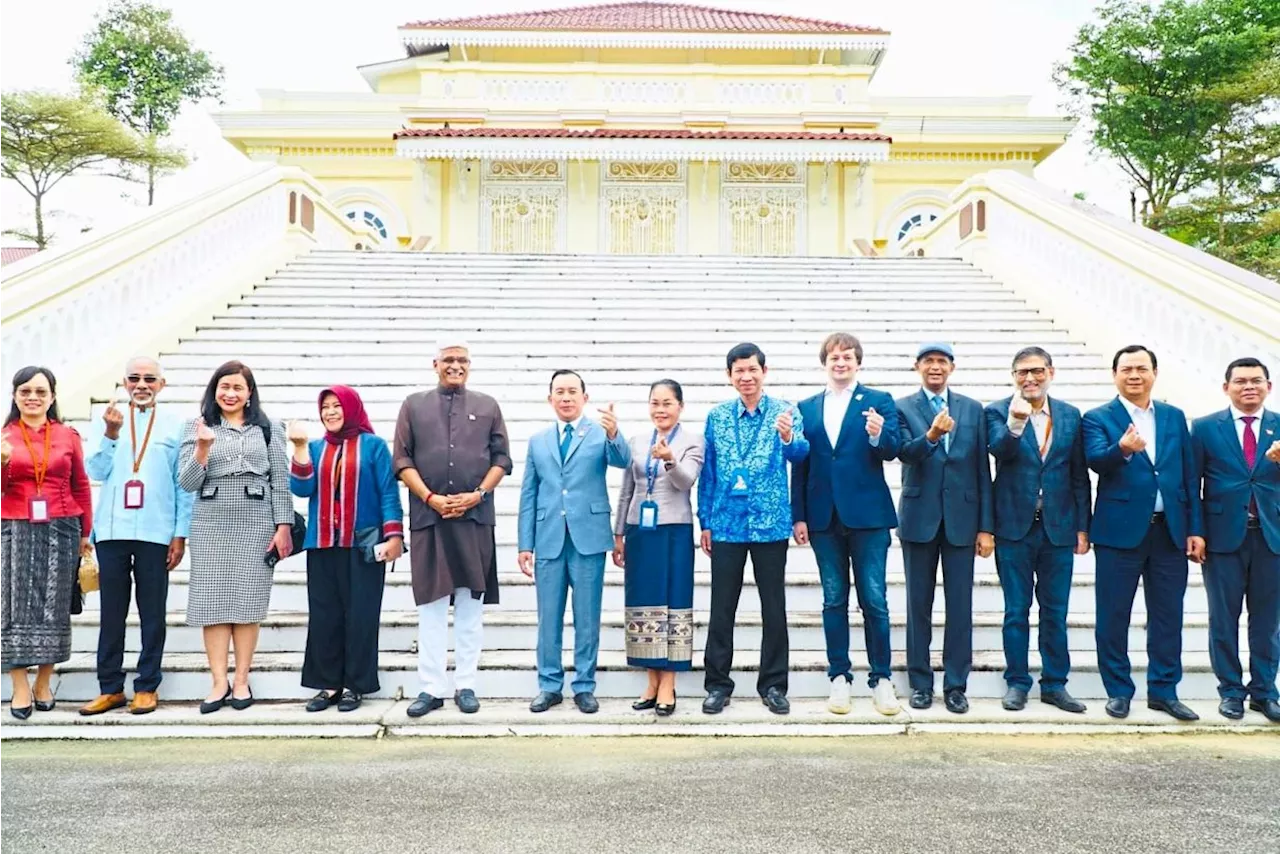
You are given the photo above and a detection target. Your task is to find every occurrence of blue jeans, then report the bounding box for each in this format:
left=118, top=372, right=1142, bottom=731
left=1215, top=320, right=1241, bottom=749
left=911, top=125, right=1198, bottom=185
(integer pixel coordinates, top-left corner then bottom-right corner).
left=535, top=536, right=605, bottom=696
left=1094, top=519, right=1187, bottom=701
left=1203, top=528, right=1280, bottom=702
left=810, top=524, right=892, bottom=687
left=994, top=519, right=1073, bottom=692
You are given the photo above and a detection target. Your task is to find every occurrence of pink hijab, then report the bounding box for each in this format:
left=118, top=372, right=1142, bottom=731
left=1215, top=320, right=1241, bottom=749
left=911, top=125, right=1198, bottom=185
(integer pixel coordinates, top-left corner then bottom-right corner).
left=318, top=385, right=374, bottom=445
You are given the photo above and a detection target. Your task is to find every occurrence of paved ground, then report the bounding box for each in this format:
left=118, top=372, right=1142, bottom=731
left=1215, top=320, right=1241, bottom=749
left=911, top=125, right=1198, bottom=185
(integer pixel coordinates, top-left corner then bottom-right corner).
left=2, top=734, right=1277, bottom=853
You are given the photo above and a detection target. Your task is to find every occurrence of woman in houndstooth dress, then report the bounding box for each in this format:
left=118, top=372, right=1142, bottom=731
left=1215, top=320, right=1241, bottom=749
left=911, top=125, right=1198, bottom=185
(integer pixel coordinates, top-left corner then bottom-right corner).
left=179, top=361, right=294, bottom=712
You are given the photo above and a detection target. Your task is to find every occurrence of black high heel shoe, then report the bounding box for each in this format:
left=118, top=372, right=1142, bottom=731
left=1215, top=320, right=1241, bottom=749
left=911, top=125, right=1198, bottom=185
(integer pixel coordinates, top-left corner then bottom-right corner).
left=10, top=703, right=33, bottom=720
left=632, top=695, right=658, bottom=711
left=656, top=692, right=677, bottom=717
left=199, top=686, right=233, bottom=715
left=34, top=697, right=56, bottom=712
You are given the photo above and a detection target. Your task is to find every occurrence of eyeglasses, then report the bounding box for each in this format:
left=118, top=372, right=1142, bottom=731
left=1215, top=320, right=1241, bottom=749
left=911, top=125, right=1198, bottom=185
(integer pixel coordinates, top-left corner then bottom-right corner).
left=439, top=357, right=471, bottom=366
left=16, top=389, right=50, bottom=399
left=126, top=375, right=160, bottom=384
left=1013, top=368, right=1048, bottom=380
left=1229, top=378, right=1269, bottom=388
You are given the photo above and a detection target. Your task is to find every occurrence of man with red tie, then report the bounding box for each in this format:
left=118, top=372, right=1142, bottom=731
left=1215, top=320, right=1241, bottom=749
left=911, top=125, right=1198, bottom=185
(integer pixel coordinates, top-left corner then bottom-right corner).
left=1191, top=358, right=1280, bottom=723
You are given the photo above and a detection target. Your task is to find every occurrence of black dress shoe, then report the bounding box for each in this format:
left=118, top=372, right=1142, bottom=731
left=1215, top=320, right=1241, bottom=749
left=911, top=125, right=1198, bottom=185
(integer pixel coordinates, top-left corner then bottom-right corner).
left=656, top=692, right=676, bottom=717
left=529, top=691, right=563, bottom=713
left=762, top=687, right=790, bottom=715
left=34, top=697, right=56, bottom=712
left=407, top=692, right=445, bottom=717
left=702, top=690, right=731, bottom=714
left=944, top=689, right=969, bottom=714
left=337, top=690, right=362, bottom=713
left=9, top=704, right=33, bottom=721
left=632, top=695, right=658, bottom=711
left=574, top=692, right=599, bottom=714
left=909, top=689, right=934, bottom=709
left=1218, top=698, right=1245, bottom=720
left=1248, top=698, right=1280, bottom=722
left=1002, top=687, right=1028, bottom=711
left=1040, top=690, right=1087, bottom=714
left=306, top=690, right=338, bottom=712
left=454, top=689, right=480, bottom=714
left=229, top=687, right=255, bottom=711
left=1105, top=697, right=1131, bottom=719
left=1147, top=698, right=1199, bottom=721
left=199, top=687, right=233, bottom=715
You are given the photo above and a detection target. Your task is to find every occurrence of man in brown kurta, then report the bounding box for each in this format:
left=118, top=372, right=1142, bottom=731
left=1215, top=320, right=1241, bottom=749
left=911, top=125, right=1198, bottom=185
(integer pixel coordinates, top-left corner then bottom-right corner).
left=394, top=341, right=511, bottom=715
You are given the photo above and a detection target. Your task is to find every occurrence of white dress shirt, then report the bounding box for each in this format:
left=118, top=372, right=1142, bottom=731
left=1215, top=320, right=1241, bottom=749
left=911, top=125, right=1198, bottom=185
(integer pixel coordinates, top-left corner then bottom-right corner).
left=824, top=384, right=854, bottom=448
left=554, top=416, right=583, bottom=441
left=1121, top=397, right=1162, bottom=513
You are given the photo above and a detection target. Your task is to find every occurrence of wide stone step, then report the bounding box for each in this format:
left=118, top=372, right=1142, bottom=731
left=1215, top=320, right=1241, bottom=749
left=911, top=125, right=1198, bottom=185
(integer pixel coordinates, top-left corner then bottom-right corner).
left=252, top=287, right=1017, bottom=302
left=239, top=300, right=1039, bottom=317
left=68, top=609, right=1231, bottom=656
left=8, top=650, right=1223, bottom=702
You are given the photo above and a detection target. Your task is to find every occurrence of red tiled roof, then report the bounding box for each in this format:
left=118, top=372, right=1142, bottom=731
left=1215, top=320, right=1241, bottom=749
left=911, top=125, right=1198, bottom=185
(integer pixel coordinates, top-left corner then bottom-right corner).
left=1, top=247, right=39, bottom=266
left=404, top=2, right=885, bottom=35
left=395, top=127, right=891, bottom=141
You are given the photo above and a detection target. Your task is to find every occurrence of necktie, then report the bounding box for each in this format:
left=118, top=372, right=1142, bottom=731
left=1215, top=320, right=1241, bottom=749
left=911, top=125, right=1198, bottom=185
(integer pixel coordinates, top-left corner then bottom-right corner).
left=559, top=422, right=574, bottom=462
left=1243, top=416, right=1258, bottom=517
left=930, top=394, right=949, bottom=452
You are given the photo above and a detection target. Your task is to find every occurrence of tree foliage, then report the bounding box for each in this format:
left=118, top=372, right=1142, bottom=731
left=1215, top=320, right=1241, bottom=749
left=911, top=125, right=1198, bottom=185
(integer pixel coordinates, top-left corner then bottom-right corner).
left=1, top=90, right=184, bottom=248
left=73, top=0, right=223, bottom=205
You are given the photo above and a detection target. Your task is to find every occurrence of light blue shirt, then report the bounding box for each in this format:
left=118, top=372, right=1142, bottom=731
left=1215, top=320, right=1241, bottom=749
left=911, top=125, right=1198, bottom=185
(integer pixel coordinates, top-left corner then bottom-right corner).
left=926, top=387, right=951, bottom=452
left=1121, top=397, right=1163, bottom=513
left=86, top=405, right=193, bottom=546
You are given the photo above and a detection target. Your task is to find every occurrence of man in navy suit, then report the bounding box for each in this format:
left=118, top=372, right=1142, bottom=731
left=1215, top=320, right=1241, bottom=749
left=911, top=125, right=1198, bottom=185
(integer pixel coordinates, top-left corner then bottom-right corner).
left=985, top=347, right=1091, bottom=714
left=792, top=333, right=902, bottom=716
left=896, top=342, right=994, bottom=714
left=1191, top=357, right=1280, bottom=723
left=1083, top=344, right=1205, bottom=721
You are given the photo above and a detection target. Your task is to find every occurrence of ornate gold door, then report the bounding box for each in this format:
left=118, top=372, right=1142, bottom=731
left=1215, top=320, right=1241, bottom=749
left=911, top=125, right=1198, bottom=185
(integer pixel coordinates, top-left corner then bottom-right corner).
left=480, top=160, right=566, bottom=253
left=600, top=161, right=686, bottom=254
left=720, top=162, right=806, bottom=256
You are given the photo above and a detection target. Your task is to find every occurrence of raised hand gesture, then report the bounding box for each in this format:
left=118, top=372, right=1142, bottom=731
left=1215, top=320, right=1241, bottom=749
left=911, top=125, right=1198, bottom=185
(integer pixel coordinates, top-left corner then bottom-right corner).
left=863, top=408, right=884, bottom=440
left=0, top=436, right=11, bottom=466
left=926, top=406, right=954, bottom=443
left=103, top=402, right=125, bottom=440
left=775, top=407, right=795, bottom=443
left=286, top=420, right=309, bottom=448
left=1009, top=395, right=1033, bottom=422
left=598, top=402, right=619, bottom=439
left=1266, top=440, right=1280, bottom=464
left=652, top=436, right=675, bottom=462
left=1118, top=423, right=1146, bottom=455
left=194, top=417, right=216, bottom=448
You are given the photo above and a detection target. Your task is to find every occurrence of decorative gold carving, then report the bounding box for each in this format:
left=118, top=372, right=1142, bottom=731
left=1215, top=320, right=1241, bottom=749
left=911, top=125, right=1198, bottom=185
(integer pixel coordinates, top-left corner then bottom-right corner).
left=484, top=159, right=563, bottom=180
left=604, top=160, right=684, bottom=182
left=723, top=161, right=803, bottom=184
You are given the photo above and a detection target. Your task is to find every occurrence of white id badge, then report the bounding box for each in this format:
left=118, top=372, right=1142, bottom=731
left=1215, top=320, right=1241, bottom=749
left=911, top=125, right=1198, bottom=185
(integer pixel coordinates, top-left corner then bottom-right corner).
left=124, top=480, right=145, bottom=509
left=639, top=500, right=659, bottom=530
left=28, top=496, right=50, bottom=523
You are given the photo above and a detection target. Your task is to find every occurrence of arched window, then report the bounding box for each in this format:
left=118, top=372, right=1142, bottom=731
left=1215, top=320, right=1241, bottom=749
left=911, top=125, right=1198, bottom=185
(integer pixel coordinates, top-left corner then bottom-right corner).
left=897, top=212, right=939, bottom=243
left=343, top=208, right=388, bottom=240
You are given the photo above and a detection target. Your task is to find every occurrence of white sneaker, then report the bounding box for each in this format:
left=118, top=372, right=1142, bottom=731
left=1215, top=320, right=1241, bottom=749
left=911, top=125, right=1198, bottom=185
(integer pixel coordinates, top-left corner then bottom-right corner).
left=827, top=677, right=852, bottom=715
left=872, top=679, right=901, bottom=715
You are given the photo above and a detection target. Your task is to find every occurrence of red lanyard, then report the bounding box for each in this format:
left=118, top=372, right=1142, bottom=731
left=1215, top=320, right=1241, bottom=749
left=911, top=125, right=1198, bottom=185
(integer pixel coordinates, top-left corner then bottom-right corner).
left=130, top=404, right=157, bottom=474
left=18, top=422, right=53, bottom=495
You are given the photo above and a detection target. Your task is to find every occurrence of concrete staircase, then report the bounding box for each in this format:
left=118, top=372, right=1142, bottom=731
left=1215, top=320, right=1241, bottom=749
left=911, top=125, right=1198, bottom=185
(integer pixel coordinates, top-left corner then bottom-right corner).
left=16, top=252, right=1237, bottom=713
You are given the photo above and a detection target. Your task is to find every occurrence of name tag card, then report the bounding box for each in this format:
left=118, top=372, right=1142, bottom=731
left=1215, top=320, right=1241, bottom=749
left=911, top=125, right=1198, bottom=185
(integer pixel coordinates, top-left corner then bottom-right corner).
left=28, top=496, right=50, bottom=523
left=639, top=500, right=659, bottom=530
left=730, top=466, right=751, bottom=498
left=124, top=480, right=145, bottom=509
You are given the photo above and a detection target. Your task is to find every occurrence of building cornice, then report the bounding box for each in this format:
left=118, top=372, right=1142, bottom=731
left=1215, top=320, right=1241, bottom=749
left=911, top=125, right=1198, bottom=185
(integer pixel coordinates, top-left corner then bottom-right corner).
left=399, top=27, right=889, bottom=53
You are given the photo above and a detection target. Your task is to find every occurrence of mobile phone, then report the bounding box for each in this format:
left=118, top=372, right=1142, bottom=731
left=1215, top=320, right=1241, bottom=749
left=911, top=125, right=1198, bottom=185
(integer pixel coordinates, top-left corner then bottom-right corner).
left=265, top=547, right=281, bottom=568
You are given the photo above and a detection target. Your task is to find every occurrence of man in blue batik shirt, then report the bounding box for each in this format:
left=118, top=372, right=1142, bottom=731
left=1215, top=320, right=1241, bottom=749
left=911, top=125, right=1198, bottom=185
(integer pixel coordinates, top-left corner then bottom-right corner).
left=699, top=343, right=809, bottom=715
left=80, top=357, right=193, bottom=716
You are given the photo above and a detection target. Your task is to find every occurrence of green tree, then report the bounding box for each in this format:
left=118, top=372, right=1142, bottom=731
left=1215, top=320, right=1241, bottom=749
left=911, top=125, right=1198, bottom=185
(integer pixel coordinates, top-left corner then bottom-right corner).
left=73, top=0, right=223, bottom=205
left=1054, top=0, right=1279, bottom=222
left=1, top=90, right=184, bottom=248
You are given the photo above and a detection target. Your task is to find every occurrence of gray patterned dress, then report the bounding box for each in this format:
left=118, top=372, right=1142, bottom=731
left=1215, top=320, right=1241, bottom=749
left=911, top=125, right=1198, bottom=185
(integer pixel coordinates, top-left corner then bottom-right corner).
left=179, top=420, right=292, bottom=625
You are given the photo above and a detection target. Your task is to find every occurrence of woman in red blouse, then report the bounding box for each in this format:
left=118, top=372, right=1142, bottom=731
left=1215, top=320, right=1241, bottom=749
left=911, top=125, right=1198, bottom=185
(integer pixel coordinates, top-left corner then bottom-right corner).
left=1, top=366, right=93, bottom=719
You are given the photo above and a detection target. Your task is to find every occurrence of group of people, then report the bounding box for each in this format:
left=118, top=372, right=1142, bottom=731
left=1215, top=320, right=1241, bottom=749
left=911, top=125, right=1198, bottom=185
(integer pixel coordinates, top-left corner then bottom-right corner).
left=1, top=335, right=1277, bottom=724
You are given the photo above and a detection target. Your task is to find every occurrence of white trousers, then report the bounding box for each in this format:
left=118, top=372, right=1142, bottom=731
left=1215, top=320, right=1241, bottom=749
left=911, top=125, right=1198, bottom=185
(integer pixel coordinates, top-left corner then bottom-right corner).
left=417, top=588, right=484, bottom=697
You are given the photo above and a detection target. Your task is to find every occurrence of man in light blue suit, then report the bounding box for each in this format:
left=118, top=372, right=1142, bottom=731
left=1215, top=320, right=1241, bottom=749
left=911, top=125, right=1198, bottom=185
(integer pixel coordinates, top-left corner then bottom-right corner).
left=1083, top=344, right=1205, bottom=722
left=519, top=370, right=630, bottom=714
left=1191, top=358, right=1280, bottom=723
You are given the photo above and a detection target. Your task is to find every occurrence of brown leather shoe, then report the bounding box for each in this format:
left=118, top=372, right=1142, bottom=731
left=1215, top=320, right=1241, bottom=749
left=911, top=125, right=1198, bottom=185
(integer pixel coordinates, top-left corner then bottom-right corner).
left=129, top=691, right=159, bottom=715
left=79, top=693, right=127, bottom=716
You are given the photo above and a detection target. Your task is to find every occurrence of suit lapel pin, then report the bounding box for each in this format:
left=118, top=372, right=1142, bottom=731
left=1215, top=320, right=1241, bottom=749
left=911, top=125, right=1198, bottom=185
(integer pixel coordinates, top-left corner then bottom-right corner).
left=468, top=413, right=476, bottom=421
left=855, top=394, right=863, bottom=402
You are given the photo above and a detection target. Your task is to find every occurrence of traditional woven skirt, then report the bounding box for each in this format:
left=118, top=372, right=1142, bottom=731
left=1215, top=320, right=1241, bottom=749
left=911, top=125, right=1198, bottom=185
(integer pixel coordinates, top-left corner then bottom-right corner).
left=1, top=517, right=80, bottom=670
left=623, top=523, right=695, bottom=671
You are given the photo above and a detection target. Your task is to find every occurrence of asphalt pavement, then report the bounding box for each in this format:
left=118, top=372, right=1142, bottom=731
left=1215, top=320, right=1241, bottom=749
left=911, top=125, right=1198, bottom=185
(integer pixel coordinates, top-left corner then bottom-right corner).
left=2, top=734, right=1277, bottom=853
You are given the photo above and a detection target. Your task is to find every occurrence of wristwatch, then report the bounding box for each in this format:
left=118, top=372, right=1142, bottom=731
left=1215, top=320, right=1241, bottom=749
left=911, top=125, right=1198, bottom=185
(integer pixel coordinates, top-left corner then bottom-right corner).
left=475, top=487, right=489, bottom=499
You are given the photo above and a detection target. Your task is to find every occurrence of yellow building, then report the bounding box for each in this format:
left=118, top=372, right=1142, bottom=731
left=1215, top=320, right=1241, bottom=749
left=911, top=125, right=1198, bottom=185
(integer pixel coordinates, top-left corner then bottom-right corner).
left=216, top=1, right=1074, bottom=256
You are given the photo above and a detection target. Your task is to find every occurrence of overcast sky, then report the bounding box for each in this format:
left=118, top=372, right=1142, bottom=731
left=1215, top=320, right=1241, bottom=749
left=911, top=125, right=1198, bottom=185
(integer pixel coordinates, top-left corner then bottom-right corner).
left=0, top=0, right=1132, bottom=244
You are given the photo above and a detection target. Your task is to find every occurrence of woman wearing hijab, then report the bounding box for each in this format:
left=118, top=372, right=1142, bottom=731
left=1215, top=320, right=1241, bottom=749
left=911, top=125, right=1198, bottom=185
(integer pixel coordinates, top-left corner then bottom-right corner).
left=289, top=386, right=403, bottom=712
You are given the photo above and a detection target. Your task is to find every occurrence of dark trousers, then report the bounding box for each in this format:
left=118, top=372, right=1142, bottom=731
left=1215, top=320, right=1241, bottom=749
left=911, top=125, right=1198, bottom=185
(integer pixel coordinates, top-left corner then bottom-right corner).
left=95, top=540, right=170, bottom=694
left=994, top=519, right=1074, bottom=692
left=704, top=540, right=789, bottom=696
left=810, top=523, right=892, bottom=687
left=1094, top=518, right=1187, bottom=701
left=1203, top=528, right=1280, bottom=702
left=302, top=547, right=386, bottom=695
left=902, top=530, right=974, bottom=693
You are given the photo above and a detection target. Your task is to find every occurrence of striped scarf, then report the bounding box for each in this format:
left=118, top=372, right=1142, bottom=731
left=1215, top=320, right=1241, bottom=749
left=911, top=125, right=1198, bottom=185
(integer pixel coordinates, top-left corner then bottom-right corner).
left=317, top=436, right=361, bottom=549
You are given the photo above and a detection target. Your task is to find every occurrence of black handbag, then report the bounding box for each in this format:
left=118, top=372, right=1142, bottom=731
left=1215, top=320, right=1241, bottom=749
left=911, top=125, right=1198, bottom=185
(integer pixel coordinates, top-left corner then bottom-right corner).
left=290, top=510, right=307, bottom=554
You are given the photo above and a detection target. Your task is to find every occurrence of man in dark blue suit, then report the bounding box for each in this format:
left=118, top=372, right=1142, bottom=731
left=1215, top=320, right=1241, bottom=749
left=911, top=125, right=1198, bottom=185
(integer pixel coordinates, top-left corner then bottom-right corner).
left=1083, top=344, right=1205, bottom=721
left=1191, top=357, right=1280, bottom=723
left=792, top=333, right=902, bottom=716
left=896, top=342, right=994, bottom=714
left=985, top=347, right=1091, bottom=714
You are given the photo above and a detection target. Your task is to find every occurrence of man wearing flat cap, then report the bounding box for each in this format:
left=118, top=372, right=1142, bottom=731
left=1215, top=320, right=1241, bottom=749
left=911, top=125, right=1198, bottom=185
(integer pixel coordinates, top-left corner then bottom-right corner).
left=895, top=342, right=994, bottom=714
left=394, top=340, right=512, bottom=716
